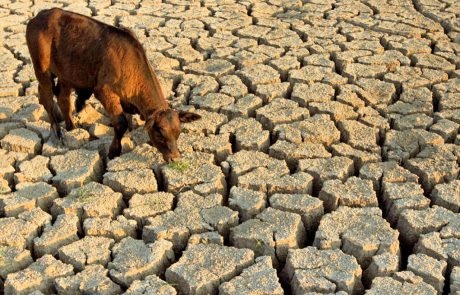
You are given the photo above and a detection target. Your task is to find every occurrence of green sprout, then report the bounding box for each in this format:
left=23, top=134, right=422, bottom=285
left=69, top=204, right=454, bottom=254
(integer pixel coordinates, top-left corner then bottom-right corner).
left=144, top=197, right=164, bottom=207
left=0, top=186, right=10, bottom=194
left=75, top=188, right=96, bottom=203
left=168, top=160, right=189, bottom=172
left=0, top=246, right=9, bottom=256
left=254, top=239, right=266, bottom=254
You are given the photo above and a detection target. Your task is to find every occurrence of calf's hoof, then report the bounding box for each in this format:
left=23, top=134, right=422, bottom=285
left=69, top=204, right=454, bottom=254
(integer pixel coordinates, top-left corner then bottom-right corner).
left=65, top=121, right=76, bottom=131
left=52, top=125, right=63, bottom=141
left=107, top=146, right=121, bottom=160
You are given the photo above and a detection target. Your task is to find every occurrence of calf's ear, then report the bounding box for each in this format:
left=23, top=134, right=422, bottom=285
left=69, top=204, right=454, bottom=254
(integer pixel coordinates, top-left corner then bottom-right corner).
left=144, top=114, right=155, bottom=131
left=178, top=111, right=201, bottom=123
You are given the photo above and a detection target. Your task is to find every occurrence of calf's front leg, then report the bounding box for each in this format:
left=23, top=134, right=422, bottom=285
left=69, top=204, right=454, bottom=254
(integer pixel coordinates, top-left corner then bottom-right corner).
left=95, top=86, right=128, bottom=159
left=108, top=114, right=128, bottom=159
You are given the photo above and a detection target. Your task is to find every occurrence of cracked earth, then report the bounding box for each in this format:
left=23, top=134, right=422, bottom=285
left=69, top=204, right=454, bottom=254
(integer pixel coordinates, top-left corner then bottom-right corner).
left=0, top=0, right=459, bottom=294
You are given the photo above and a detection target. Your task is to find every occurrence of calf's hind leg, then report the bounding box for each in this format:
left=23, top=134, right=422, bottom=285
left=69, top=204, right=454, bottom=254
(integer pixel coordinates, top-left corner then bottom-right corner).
left=37, top=74, right=63, bottom=139
left=27, top=24, right=62, bottom=139
left=56, top=82, right=75, bottom=131
left=95, top=86, right=128, bottom=159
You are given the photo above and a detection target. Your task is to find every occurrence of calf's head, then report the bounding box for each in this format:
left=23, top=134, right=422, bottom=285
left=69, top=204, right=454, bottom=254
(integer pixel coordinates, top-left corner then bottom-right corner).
left=144, top=109, right=201, bottom=163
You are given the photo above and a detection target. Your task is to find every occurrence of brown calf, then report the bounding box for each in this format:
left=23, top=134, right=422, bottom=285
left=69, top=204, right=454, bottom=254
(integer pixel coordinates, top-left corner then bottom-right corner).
left=26, top=8, right=200, bottom=161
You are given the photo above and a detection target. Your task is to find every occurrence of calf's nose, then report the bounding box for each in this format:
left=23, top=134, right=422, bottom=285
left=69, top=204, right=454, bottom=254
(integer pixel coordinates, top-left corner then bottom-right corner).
left=168, top=151, right=181, bottom=163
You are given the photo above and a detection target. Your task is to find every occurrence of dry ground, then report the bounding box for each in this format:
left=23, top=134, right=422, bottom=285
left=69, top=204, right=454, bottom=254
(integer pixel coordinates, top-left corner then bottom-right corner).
left=0, top=0, right=459, bottom=294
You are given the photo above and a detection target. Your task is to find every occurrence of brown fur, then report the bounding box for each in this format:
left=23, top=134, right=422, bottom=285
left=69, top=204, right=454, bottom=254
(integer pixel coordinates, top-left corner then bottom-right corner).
left=26, top=8, right=200, bottom=161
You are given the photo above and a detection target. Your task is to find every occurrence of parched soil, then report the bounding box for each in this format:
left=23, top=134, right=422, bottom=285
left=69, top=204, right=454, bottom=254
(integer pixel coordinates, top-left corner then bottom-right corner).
left=0, top=0, right=459, bottom=294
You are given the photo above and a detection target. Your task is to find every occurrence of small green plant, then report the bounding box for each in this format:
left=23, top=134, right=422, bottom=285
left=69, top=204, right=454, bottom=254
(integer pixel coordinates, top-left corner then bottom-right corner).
left=168, top=160, right=189, bottom=172
left=0, top=246, right=9, bottom=256
left=0, top=186, right=10, bottom=194
left=254, top=239, right=265, bottom=254
left=144, top=198, right=163, bottom=207
left=75, top=188, right=95, bottom=203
